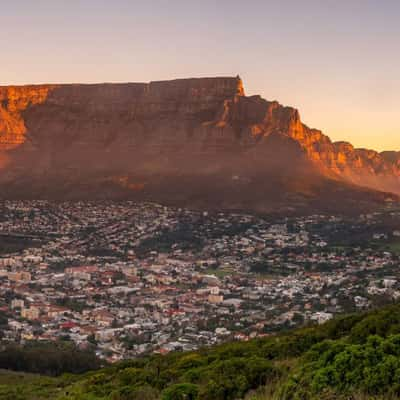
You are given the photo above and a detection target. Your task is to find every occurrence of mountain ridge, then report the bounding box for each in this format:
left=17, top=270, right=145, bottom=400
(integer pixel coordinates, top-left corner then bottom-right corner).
left=0, top=76, right=398, bottom=212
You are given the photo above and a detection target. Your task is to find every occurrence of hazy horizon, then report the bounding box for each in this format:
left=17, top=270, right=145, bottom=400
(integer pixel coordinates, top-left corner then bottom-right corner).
left=1, top=0, right=399, bottom=151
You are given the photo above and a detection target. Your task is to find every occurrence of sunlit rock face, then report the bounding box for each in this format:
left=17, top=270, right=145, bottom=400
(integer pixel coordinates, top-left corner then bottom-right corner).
left=0, top=86, right=55, bottom=149
left=0, top=76, right=398, bottom=210
left=381, top=151, right=400, bottom=169
left=0, top=77, right=244, bottom=158
left=190, top=90, right=400, bottom=195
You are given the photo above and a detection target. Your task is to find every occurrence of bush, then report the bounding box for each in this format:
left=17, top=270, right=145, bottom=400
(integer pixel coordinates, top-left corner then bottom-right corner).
left=283, top=334, right=400, bottom=399
left=162, top=383, right=199, bottom=400
left=0, top=341, right=102, bottom=376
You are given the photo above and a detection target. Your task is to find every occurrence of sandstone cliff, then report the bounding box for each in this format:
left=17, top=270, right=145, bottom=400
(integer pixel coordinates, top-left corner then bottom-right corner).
left=0, top=76, right=397, bottom=213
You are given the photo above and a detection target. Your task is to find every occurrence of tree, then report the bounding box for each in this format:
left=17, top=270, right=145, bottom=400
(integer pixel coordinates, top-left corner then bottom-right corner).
left=162, top=383, right=199, bottom=400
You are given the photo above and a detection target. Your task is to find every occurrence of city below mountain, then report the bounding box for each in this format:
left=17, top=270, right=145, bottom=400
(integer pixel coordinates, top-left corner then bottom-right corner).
left=4, top=3, right=400, bottom=400
left=0, top=76, right=398, bottom=214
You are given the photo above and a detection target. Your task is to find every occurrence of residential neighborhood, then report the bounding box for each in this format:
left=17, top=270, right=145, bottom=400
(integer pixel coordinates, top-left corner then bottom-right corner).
left=0, top=201, right=399, bottom=362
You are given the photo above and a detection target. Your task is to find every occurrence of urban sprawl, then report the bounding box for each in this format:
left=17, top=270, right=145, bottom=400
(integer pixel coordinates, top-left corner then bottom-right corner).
left=1, top=201, right=400, bottom=362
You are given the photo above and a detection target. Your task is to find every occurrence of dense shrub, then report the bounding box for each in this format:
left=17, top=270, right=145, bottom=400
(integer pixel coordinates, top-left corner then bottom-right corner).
left=0, top=341, right=102, bottom=376
left=282, top=334, right=400, bottom=399
left=162, top=383, right=199, bottom=400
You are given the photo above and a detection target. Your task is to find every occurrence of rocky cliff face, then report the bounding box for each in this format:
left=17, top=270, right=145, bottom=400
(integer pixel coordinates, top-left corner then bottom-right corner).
left=0, top=85, right=55, bottom=149
left=0, top=76, right=398, bottom=212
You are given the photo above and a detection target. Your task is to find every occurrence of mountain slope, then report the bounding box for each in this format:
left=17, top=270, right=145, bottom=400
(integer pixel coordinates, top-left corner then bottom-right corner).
left=2, top=303, right=400, bottom=399
left=0, top=77, right=398, bottom=212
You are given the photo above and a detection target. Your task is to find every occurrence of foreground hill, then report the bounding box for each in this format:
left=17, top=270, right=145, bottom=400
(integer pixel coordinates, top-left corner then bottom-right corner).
left=0, top=77, right=398, bottom=213
left=2, top=303, right=400, bottom=399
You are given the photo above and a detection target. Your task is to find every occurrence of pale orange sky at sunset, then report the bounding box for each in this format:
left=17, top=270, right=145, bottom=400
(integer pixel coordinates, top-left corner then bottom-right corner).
left=1, top=0, right=399, bottom=151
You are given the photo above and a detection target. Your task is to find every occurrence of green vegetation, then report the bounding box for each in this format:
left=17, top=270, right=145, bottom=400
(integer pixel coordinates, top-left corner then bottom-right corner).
left=204, top=266, right=233, bottom=278
left=283, top=335, right=400, bottom=399
left=135, top=226, right=204, bottom=257
left=0, top=236, right=41, bottom=255
left=0, top=341, right=102, bottom=376
left=0, top=370, right=70, bottom=400
left=382, top=239, right=400, bottom=255
left=3, top=304, right=400, bottom=399
left=249, top=261, right=292, bottom=277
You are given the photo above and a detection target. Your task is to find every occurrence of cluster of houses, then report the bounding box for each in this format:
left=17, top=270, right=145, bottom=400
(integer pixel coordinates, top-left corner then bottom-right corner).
left=0, top=201, right=399, bottom=362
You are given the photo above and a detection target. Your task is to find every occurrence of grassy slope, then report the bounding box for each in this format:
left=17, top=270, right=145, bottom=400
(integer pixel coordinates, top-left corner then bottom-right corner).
left=0, top=370, right=61, bottom=400
left=2, top=303, right=400, bottom=399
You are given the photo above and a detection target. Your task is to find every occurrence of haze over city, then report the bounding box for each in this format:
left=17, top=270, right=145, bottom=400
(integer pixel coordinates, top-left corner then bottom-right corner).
left=1, top=0, right=399, bottom=151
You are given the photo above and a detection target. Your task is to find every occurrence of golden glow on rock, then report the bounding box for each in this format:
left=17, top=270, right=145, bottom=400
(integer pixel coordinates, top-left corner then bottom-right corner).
left=115, top=176, right=145, bottom=191
left=0, top=85, right=56, bottom=149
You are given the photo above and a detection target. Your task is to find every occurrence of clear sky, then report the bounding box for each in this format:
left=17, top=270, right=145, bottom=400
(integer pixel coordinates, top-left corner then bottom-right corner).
left=1, top=0, right=399, bottom=151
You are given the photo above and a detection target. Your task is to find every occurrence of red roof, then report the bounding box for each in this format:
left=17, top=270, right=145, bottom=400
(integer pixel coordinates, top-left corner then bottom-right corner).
left=60, top=322, right=78, bottom=329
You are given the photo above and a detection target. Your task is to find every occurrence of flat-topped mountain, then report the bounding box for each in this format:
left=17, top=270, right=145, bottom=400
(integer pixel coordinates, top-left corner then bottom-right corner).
left=0, top=76, right=398, bottom=213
